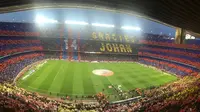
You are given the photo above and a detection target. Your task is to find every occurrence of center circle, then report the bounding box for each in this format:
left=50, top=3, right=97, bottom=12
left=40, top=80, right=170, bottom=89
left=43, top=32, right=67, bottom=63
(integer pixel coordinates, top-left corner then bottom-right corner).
left=92, top=69, right=114, bottom=76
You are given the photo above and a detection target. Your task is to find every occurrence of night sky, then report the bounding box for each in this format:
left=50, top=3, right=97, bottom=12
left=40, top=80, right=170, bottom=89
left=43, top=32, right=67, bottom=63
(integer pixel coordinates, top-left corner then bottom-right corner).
left=0, top=8, right=176, bottom=36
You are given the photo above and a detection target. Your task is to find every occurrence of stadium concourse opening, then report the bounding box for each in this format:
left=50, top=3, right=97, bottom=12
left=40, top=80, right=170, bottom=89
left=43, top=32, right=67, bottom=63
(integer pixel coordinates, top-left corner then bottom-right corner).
left=0, top=7, right=200, bottom=112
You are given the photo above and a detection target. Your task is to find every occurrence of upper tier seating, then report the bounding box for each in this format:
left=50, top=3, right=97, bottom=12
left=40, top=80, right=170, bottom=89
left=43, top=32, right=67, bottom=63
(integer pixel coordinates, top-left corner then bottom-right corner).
left=138, top=38, right=200, bottom=78
left=140, top=40, right=200, bottom=50
left=139, top=39, right=200, bottom=68
left=40, top=38, right=64, bottom=51
left=0, top=36, right=43, bottom=57
left=139, top=57, right=199, bottom=76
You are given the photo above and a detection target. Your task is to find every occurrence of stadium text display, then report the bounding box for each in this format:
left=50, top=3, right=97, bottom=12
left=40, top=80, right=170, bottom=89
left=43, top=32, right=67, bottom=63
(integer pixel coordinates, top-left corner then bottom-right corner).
left=91, top=32, right=136, bottom=43
left=99, top=43, right=132, bottom=53
left=80, top=40, right=138, bottom=54
left=90, top=32, right=137, bottom=53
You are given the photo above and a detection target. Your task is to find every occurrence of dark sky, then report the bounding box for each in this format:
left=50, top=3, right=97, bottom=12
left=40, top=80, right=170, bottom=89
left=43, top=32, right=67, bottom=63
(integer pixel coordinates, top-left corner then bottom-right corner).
left=0, top=8, right=176, bottom=36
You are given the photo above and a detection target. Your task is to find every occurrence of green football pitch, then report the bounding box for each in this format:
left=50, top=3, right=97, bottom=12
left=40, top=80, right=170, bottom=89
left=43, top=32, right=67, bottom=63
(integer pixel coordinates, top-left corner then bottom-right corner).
left=17, top=60, right=177, bottom=101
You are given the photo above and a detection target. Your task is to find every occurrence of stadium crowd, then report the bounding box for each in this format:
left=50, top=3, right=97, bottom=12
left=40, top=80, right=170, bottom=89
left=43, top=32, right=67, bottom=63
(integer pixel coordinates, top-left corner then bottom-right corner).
left=140, top=46, right=200, bottom=59
left=0, top=75, right=199, bottom=112
left=0, top=32, right=200, bottom=111
left=0, top=53, right=44, bottom=83
left=40, top=38, right=64, bottom=51
left=0, top=83, right=102, bottom=112
left=138, top=57, right=199, bottom=76
left=139, top=52, right=200, bottom=68
left=81, top=53, right=137, bottom=62
left=140, top=40, right=200, bottom=50
left=104, top=76, right=200, bottom=112
left=0, top=37, right=43, bottom=56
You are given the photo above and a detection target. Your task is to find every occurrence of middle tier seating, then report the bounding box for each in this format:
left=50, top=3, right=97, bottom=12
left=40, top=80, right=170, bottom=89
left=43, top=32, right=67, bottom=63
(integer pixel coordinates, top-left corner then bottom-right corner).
left=138, top=39, right=200, bottom=77
left=0, top=36, right=43, bottom=57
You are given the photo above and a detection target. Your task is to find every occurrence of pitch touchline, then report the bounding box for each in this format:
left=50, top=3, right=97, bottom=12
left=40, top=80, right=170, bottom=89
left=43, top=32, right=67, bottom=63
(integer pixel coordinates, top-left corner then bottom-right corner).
left=21, top=84, right=115, bottom=96
left=17, top=61, right=47, bottom=86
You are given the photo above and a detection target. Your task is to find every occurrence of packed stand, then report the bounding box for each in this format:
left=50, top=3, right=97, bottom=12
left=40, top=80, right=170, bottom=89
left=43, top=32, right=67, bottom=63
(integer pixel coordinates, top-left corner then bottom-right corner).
left=0, top=83, right=102, bottom=112
left=43, top=51, right=62, bottom=59
left=0, top=36, right=43, bottom=57
left=138, top=57, right=199, bottom=76
left=140, top=46, right=200, bottom=59
left=0, top=53, right=44, bottom=83
left=104, top=76, right=200, bottom=112
left=0, top=71, right=199, bottom=111
left=40, top=38, right=64, bottom=51
left=81, top=53, right=137, bottom=62
left=138, top=40, right=200, bottom=69
left=140, top=39, right=200, bottom=50
left=139, top=51, right=200, bottom=68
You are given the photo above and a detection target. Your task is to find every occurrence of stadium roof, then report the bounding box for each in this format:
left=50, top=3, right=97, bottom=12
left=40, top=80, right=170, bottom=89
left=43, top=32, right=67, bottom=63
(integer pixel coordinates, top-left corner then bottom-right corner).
left=0, top=0, right=200, bottom=34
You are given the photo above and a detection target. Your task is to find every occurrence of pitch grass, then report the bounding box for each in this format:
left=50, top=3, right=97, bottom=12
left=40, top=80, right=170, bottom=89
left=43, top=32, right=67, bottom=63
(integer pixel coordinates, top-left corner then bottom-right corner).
left=17, top=60, right=177, bottom=101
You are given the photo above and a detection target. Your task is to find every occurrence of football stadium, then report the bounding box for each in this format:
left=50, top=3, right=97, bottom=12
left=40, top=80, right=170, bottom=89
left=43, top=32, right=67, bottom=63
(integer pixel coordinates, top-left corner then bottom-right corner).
left=0, top=1, right=200, bottom=112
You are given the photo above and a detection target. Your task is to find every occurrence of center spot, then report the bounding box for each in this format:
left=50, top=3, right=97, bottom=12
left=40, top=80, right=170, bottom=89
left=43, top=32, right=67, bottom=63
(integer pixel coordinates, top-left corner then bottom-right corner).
left=92, top=69, right=114, bottom=77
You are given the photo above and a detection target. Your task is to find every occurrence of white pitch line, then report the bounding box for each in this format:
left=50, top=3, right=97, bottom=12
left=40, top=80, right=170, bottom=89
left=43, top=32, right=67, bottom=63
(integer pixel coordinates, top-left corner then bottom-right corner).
left=24, top=85, right=112, bottom=95
left=51, top=64, right=64, bottom=83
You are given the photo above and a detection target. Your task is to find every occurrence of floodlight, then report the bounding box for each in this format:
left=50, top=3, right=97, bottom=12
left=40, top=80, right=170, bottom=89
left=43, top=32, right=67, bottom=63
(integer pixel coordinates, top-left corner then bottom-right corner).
left=91, top=23, right=115, bottom=28
left=35, top=15, right=46, bottom=23
left=121, top=26, right=141, bottom=31
left=49, top=19, right=58, bottom=23
left=35, top=15, right=58, bottom=24
left=65, top=20, right=88, bottom=25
